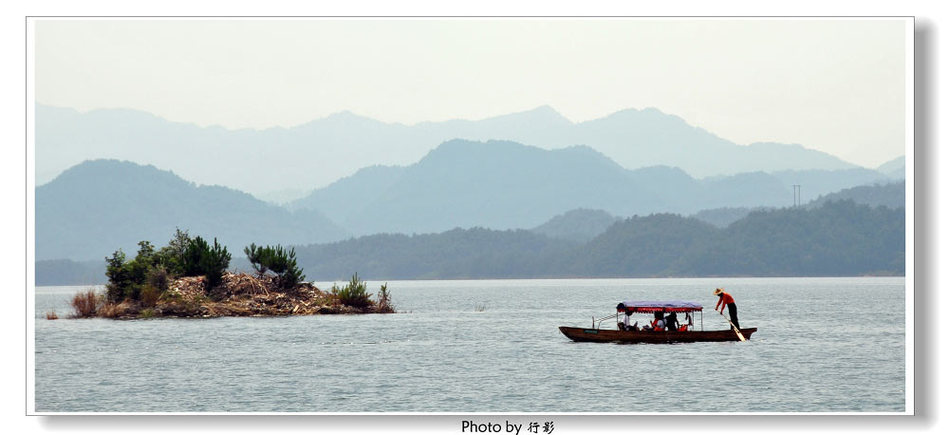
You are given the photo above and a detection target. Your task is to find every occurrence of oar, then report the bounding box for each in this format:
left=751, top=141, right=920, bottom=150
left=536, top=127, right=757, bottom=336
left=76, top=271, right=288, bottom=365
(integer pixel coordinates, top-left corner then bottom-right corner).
left=718, top=310, right=746, bottom=342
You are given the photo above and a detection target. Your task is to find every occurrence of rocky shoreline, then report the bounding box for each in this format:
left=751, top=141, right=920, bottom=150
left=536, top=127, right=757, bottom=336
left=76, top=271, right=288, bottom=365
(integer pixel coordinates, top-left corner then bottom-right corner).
left=74, top=272, right=393, bottom=319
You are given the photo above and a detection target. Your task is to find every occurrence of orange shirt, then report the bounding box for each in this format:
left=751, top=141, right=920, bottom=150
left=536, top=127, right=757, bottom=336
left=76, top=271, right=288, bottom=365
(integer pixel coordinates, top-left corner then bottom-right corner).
left=715, top=292, right=735, bottom=311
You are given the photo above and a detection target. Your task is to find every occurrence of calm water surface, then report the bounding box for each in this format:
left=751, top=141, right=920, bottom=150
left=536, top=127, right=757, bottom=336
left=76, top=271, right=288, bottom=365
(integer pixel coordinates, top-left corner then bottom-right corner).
left=33, top=277, right=905, bottom=413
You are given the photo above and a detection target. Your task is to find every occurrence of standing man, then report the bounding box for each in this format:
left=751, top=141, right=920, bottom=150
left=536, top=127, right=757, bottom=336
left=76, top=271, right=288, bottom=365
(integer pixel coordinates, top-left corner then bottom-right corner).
left=714, top=288, right=740, bottom=329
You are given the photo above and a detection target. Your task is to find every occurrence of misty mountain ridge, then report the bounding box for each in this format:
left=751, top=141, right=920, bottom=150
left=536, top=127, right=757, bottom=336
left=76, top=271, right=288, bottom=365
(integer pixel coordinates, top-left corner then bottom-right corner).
left=535, top=178, right=904, bottom=234
left=37, top=103, right=871, bottom=201
left=877, top=156, right=906, bottom=179
left=292, top=139, right=684, bottom=235
left=530, top=208, right=621, bottom=243
left=35, top=163, right=905, bottom=284
left=36, top=138, right=899, bottom=262
left=35, top=159, right=347, bottom=261
left=289, top=138, right=894, bottom=236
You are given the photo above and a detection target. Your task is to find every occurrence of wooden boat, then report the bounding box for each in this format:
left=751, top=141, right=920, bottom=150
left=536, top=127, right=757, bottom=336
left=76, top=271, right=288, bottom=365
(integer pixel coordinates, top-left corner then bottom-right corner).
left=559, top=300, right=756, bottom=344
left=559, top=325, right=758, bottom=343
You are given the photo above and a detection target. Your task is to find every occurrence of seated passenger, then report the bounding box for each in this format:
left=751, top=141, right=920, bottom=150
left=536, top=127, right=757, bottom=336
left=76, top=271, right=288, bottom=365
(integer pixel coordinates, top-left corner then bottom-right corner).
left=650, top=312, right=665, bottom=332
left=653, top=318, right=665, bottom=331
left=665, top=312, right=679, bottom=331
left=679, top=312, right=693, bottom=331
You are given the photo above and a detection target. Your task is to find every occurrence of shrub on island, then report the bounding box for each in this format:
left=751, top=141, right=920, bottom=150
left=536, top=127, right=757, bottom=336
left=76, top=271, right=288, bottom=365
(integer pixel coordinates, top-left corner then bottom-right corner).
left=331, top=273, right=395, bottom=313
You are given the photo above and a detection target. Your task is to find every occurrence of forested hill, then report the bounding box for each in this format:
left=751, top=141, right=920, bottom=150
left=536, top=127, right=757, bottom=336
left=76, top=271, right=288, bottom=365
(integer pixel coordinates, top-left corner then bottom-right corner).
left=295, top=228, right=579, bottom=280
left=808, top=181, right=905, bottom=210
left=294, top=200, right=904, bottom=280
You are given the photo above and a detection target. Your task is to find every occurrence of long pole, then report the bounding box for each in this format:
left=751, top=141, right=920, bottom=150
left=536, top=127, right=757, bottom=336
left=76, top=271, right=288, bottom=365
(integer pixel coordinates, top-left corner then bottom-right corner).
left=718, top=310, right=747, bottom=342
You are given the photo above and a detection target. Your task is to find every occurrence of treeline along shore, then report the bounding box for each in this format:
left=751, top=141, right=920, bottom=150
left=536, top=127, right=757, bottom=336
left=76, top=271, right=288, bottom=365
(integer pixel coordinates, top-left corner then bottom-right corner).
left=60, top=230, right=393, bottom=320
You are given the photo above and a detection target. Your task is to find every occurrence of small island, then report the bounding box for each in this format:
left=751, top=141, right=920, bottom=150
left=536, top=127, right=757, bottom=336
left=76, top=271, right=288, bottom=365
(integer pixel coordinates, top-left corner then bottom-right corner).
left=66, top=229, right=393, bottom=319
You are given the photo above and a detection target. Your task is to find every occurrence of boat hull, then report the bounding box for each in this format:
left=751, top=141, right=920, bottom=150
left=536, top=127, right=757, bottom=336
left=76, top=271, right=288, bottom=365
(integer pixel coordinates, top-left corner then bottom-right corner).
left=558, top=326, right=757, bottom=343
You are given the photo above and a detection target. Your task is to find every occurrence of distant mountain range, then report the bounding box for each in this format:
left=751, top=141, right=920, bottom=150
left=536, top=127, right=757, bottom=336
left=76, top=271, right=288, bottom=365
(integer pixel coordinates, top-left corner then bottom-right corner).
left=571, top=178, right=905, bottom=235
left=35, top=139, right=900, bottom=264
left=289, top=139, right=894, bottom=236
left=36, top=104, right=871, bottom=202
left=686, top=179, right=905, bottom=228
left=34, top=102, right=906, bottom=284
left=35, top=159, right=346, bottom=261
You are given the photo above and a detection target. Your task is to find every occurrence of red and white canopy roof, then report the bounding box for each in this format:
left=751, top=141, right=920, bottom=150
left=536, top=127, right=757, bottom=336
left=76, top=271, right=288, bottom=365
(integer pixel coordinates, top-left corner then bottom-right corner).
left=616, top=300, right=704, bottom=313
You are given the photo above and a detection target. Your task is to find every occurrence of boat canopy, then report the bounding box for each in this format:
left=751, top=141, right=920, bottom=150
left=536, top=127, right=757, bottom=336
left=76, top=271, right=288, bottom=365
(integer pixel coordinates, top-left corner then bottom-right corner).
left=616, top=300, right=704, bottom=313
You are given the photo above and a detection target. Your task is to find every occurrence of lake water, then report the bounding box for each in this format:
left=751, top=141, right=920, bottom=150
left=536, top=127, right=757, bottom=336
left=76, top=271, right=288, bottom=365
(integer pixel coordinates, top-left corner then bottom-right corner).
left=32, top=277, right=906, bottom=413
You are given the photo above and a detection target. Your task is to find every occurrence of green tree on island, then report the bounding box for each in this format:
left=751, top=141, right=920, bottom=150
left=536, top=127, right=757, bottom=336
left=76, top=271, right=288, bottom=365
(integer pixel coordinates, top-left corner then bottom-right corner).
left=243, top=243, right=306, bottom=290
left=104, top=229, right=231, bottom=303
left=183, top=236, right=231, bottom=290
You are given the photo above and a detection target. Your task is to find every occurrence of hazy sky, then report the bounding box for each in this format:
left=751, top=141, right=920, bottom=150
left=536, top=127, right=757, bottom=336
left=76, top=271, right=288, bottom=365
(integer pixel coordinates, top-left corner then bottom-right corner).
left=33, top=18, right=909, bottom=167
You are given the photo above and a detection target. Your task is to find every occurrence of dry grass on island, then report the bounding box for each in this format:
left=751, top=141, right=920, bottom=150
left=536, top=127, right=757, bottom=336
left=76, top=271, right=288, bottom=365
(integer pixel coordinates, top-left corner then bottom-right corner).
left=70, top=272, right=393, bottom=319
left=63, top=229, right=393, bottom=320
left=72, top=272, right=395, bottom=319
